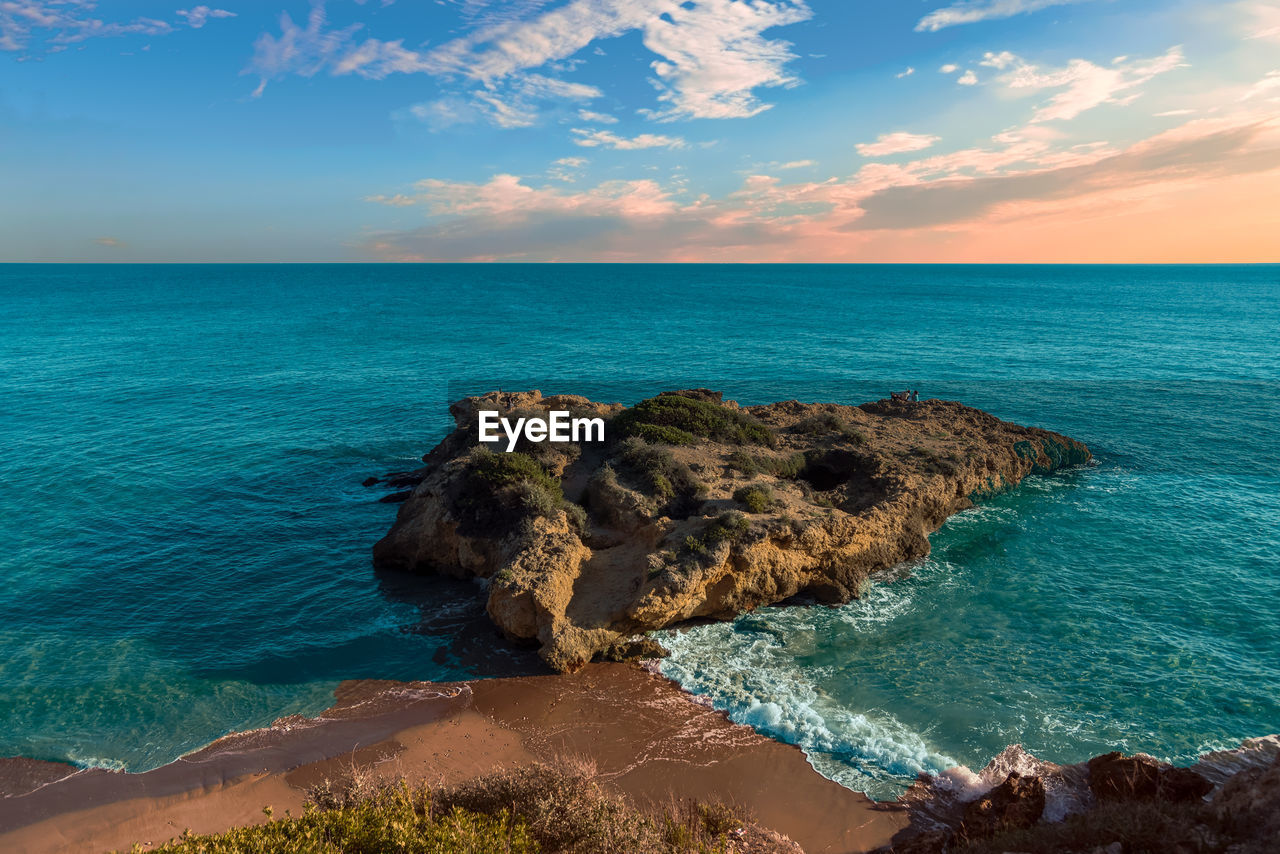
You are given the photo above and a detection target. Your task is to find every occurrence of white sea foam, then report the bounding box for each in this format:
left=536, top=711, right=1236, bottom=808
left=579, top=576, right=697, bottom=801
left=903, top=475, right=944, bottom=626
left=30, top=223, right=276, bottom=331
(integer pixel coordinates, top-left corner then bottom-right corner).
left=657, top=585, right=958, bottom=798
left=63, top=751, right=127, bottom=772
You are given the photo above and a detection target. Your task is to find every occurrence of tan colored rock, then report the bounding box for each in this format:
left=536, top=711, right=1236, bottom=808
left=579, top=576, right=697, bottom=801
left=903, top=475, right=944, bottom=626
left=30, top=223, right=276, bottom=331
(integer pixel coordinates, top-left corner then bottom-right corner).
left=373, top=390, right=1091, bottom=672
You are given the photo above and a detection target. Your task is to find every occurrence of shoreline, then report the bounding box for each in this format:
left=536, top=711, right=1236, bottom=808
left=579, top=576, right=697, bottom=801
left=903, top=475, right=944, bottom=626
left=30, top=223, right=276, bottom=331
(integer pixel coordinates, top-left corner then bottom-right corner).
left=0, top=663, right=908, bottom=854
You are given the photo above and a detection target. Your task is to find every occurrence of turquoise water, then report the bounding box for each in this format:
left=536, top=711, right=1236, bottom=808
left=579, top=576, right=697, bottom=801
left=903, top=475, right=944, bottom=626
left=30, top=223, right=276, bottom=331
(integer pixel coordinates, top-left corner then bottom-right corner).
left=1, top=264, right=1277, bottom=797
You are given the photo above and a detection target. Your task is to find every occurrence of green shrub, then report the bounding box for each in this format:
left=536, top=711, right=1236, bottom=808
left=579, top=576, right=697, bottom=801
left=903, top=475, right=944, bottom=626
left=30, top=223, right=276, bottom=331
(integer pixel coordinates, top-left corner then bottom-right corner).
left=463, top=448, right=592, bottom=532
left=733, top=484, right=774, bottom=513
left=727, top=450, right=806, bottom=479
left=791, top=412, right=866, bottom=444
left=614, top=394, right=775, bottom=447
left=138, top=782, right=536, bottom=853
left=563, top=501, right=589, bottom=533
left=469, top=447, right=562, bottom=499
left=617, top=438, right=705, bottom=511
left=514, top=479, right=562, bottom=518
left=432, top=761, right=754, bottom=854
left=705, top=511, right=751, bottom=546
left=134, top=759, right=777, bottom=854
left=725, top=450, right=760, bottom=475
left=629, top=423, right=699, bottom=446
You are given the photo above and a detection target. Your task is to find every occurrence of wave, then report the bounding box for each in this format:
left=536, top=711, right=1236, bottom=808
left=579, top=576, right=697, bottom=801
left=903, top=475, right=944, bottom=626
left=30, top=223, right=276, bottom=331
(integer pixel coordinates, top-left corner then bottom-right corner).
left=656, top=570, right=959, bottom=799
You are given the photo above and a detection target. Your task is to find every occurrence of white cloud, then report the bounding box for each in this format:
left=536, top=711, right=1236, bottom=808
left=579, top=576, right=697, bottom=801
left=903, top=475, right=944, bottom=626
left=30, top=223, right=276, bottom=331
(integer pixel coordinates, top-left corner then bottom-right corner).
left=997, top=46, right=1187, bottom=122
left=777, top=159, right=815, bottom=168
left=917, top=0, right=1091, bottom=33
left=262, top=0, right=812, bottom=122
left=1, top=1, right=172, bottom=52
left=548, top=156, right=589, bottom=181
left=980, top=51, right=1017, bottom=69
left=176, top=6, right=236, bottom=29
left=1239, top=69, right=1280, bottom=102
left=857, top=132, right=941, bottom=157
left=1243, top=1, right=1280, bottom=43
left=940, top=64, right=959, bottom=74
left=639, top=0, right=813, bottom=120
left=246, top=3, right=362, bottom=88
left=577, top=108, right=618, bottom=124
left=896, top=66, right=915, bottom=78
left=396, top=74, right=603, bottom=129
left=957, top=69, right=978, bottom=85
left=365, top=193, right=417, bottom=207
left=1156, top=109, right=1196, bottom=117
left=571, top=128, right=686, bottom=149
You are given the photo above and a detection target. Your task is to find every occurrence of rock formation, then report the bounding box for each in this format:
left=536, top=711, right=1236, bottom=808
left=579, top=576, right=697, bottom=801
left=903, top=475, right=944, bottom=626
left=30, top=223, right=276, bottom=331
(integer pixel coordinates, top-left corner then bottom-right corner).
left=884, top=738, right=1279, bottom=853
left=373, top=389, right=1091, bottom=672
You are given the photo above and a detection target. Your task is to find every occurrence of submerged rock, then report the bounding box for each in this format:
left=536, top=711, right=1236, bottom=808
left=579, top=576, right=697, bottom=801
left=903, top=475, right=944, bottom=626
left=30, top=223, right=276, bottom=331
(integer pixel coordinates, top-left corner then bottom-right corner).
left=373, top=390, right=1091, bottom=672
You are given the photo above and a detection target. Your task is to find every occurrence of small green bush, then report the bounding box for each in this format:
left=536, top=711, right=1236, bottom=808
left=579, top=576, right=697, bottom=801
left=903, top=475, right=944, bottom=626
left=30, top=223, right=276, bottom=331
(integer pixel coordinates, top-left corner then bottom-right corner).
left=614, top=394, right=775, bottom=447
left=563, top=501, right=589, bottom=533
left=132, top=759, right=776, bottom=854
left=137, top=782, right=536, bottom=853
left=470, top=447, right=562, bottom=499
left=727, top=450, right=806, bottom=479
left=617, top=438, right=705, bottom=510
left=733, top=484, right=774, bottom=513
left=704, top=511, right=751, bottom=546
left=515, top=479, right=562, bottom=517
left=791, top=412, right=866, bottom=444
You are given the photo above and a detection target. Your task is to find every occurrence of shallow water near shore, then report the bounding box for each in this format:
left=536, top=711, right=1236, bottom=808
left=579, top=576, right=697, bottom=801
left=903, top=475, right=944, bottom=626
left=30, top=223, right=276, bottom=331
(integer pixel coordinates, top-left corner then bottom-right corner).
left=1, top=264, right=1277, bottom=798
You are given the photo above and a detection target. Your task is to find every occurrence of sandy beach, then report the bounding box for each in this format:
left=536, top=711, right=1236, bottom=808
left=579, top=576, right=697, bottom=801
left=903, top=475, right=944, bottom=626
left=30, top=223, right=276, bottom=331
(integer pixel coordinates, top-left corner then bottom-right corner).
left=0, top=663, right=907, bottom=854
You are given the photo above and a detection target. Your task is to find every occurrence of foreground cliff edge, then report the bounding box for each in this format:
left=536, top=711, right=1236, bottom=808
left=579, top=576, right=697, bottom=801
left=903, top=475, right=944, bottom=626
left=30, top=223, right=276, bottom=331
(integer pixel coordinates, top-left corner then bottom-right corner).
left=373, top=390, right=1091, bottom=672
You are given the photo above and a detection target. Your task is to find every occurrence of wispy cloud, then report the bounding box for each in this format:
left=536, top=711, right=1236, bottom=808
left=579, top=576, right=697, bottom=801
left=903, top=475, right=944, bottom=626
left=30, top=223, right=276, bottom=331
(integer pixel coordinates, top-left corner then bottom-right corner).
left=897, top=67, right=915, bottom=78
left=247, top=3, right=362, bottom=90
left=917, top=0, right=1091, bottom=33
left=1239, top=69, right=1280, bottom=102
left=577, top=109, right=618, bottom=124
left=570, top=128, right=686, bottom=149
left=176, top=6, right=236, bottom=29
left=857, top=132, right=941, bottom=158
left=249, top=0, right=812, bottom=123
left=1, top=1, right=172, bottom=54
left=92, top=236, right=125, bottom=248
left=1243, top=0, right=1280, bottom=43
left=996, top=46, right=1187, bottom=122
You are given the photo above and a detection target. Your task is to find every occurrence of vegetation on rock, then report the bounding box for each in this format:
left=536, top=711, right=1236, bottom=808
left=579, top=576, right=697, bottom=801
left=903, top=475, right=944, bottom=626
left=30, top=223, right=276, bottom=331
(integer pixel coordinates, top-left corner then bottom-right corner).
left=130, top=760, right=798, bottom=854
left=613, top=392, right=776, bottom=447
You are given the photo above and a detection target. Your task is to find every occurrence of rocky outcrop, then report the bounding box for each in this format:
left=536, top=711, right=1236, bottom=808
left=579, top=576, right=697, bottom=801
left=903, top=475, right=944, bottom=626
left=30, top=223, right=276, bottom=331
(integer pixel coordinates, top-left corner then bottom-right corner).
left=884, top=739, right=1278, bottom=853
left=957, top=771, right=1046, bottom=840
left=373, top=389, right=1090, bottom=672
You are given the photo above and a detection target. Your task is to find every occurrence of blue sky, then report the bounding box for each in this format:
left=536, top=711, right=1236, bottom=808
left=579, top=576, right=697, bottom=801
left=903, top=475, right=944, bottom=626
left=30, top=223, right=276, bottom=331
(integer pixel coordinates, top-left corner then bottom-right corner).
left=2, top=0, right=1278, bottom=261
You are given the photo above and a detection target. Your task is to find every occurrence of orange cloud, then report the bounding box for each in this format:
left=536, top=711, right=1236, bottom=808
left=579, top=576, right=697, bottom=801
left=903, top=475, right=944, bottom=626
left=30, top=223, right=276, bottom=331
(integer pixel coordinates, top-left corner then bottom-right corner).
left=362, top=110, right=1280, bottom=263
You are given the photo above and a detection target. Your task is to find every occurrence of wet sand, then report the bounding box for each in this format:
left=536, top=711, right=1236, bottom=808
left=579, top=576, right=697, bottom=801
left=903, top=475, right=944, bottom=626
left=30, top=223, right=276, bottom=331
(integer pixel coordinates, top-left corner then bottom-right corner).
left=0, top=664, right=906, bottom=854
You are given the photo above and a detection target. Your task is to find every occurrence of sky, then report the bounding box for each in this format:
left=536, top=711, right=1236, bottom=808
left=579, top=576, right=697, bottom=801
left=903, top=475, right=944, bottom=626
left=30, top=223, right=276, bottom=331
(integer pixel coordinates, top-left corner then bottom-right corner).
left=2, top=0, right=1278, bottom=262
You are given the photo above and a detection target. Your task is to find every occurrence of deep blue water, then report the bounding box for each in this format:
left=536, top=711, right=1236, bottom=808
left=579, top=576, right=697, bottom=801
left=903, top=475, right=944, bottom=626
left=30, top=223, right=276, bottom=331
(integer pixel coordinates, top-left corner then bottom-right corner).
left=1, top=264, right=1277, bottom=797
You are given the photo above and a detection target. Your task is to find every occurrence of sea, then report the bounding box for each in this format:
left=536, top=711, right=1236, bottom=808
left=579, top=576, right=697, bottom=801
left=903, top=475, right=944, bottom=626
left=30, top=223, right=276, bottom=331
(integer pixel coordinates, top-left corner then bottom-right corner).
left=1, top=263, right=1277, bottom=800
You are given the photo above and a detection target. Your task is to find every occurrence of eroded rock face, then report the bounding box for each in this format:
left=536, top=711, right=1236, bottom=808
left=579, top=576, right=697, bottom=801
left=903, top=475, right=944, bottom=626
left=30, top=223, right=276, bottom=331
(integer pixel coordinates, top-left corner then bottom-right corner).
left=958, top=771, right=1046, bottom=840
left=373, top=390, right=1091, bottom=672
